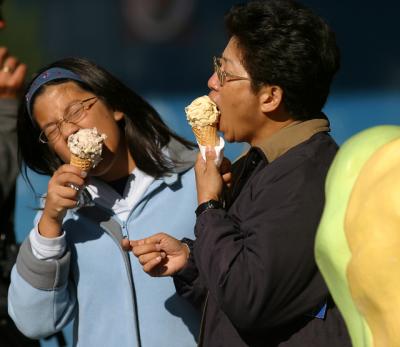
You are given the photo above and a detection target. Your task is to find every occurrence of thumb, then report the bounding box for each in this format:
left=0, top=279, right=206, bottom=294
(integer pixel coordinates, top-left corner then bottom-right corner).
left=205, top=147, right=217, bottom=167
left=121, top=238, right=132, bottom=251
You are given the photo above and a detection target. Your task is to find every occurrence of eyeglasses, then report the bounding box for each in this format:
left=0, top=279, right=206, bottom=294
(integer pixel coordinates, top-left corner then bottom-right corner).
left=39, top=96, right=98, bottom=144
left=213, top=56, right=250, bottom=86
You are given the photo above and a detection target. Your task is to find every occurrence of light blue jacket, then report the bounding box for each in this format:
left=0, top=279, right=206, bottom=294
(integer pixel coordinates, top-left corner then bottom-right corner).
left=8, top=140, right=200, bottom=346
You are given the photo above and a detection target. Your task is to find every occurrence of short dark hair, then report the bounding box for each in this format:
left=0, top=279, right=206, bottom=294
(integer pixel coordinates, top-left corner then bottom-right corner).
left=225, top=0, right=340, bottom=119
left=18, top=57, right=194, bottom=182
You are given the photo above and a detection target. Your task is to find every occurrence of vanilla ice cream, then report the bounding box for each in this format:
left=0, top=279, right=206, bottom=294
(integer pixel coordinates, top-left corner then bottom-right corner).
left=68, top=127, right=107, bottom=170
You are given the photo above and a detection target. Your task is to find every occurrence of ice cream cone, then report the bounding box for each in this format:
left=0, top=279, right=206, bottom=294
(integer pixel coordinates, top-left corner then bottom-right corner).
left=68, top=128, right=107, bottom=172
left=192, top=125, right=219, bottom=146
left=70, top=153, right=93, bottom=171
left=185, top=95, right=220, bottom=147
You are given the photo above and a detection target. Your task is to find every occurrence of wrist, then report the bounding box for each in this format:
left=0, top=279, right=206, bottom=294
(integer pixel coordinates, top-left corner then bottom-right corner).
left=181, top=238, right=194, bottom=259
left=38, top=215, right=62, bottom=238
left=195, top=199, right=223, bottom=217
left=197, top=195, right=220, bottom=205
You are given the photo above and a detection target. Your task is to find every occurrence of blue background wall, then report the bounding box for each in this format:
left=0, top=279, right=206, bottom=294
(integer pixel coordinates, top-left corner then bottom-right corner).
left=1, top=0, right=400, bottom=346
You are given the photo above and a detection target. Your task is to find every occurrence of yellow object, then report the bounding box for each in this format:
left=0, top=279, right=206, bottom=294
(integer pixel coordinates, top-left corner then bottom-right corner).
left=315, top=125, right=400, bottom=347
left=345, top=137, right=400, bottom=347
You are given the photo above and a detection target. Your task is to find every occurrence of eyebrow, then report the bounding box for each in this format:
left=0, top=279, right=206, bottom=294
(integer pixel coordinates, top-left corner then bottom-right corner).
left=40, top=99, right=82, bottom=128
left=220, top=56, right=232, bottom=64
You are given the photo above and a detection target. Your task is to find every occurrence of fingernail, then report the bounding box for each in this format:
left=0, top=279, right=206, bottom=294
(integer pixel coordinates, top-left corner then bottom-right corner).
left=81, top=171, right=87, bottom=178
left=156, top=256, right=161, bottom=262
left=155, top=243, right=161, bottom=251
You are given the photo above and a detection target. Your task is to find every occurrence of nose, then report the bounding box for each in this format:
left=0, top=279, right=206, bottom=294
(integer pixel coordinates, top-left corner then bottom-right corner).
left=60, top=121, right=80, bottom=141
left=208, top=72, right=220, bottom=91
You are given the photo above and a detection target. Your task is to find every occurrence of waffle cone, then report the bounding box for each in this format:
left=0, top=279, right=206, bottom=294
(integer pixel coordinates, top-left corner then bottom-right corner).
left=192, top=125, right=219, bottom=146
left=70, top=154, right=92, bottom=171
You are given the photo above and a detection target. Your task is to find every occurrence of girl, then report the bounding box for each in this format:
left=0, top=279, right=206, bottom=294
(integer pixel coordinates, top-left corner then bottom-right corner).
left=8, top=57, right=200, bottom=346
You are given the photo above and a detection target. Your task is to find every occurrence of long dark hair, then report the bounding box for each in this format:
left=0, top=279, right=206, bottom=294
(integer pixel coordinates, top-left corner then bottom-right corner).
left=18, top=57, right=194, bottom=184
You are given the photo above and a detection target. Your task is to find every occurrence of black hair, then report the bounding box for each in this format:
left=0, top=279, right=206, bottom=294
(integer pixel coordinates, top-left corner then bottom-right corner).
left=225, top=0, right=340, bottom=119
left=18, top=57, right=194, bottom=183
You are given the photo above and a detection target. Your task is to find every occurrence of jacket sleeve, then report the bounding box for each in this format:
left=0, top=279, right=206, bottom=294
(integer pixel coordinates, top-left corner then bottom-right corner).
left=0, top=99, right=19, bottom=202
left=173, top=251, right=208, bottom=311
left=8, top=236, right=77, bottom=339
left=193, top=162, right=328, bottom=332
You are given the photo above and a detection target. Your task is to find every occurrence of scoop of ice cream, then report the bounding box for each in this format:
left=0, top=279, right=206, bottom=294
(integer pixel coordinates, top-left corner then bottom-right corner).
left=185, top=95, right=220, bottom=128
left=68, top=127, right=107, bottom=167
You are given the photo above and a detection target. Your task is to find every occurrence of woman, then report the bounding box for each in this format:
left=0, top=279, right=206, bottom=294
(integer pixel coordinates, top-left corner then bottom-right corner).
left=8, top=57, right=200, bottom=346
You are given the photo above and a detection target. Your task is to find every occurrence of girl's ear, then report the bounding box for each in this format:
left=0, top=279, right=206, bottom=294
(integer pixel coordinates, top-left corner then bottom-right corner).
left=113, top=110, right=125, bottom=122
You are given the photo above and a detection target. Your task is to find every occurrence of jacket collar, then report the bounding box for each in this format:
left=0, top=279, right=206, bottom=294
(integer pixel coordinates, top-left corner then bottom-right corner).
left=257, top=118, right=330, bottom=163
left=162, top=137, right=197, bottom=186
left=86, top=137, right=197, bottom=204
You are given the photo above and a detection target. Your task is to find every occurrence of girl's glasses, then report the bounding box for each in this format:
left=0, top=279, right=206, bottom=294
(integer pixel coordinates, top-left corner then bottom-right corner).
left=38, top=96, right=98, bottom=144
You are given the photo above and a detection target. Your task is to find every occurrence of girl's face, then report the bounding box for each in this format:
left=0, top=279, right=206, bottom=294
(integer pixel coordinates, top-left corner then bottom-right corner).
left=33, top=81, right=135, bottom=181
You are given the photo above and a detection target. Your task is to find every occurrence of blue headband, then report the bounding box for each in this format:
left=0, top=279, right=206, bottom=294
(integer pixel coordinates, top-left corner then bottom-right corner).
left=25, top=67, right=84, bottom=121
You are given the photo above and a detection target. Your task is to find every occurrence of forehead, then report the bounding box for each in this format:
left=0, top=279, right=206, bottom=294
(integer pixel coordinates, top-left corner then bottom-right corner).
left=222, top=37, right=246, bottom=69
left=32, top=81, right=89, bottom=124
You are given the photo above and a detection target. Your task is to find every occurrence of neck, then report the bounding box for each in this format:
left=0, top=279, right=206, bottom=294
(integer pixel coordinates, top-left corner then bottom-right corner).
left=250, top=117, right=296, bottom=147
left=101, top=142, right=136, bottom=182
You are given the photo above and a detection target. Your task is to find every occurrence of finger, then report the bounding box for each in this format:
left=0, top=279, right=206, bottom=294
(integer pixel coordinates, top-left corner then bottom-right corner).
left=132, top=243, right=160, bottom=257
left=9, top=63, right=27, bottom=89
left=47, top=196, right=79, bottom=212
left=142, top=257, right=164, bottom=275
left=2, top=56, right=18, bottom=72
left=222, top=172, right=232, bottom=186
left=220, top=157, right=232, bottom=175
left=195, top=151, right=205, bottom=164
left=0, top=47, right=8, bottom=66
left=138, top=252, right=165, bottom=266
left=194, top=152, right=206, bottom=174
left=55, top=164, right=88, bottom=178
left=52, top=172, right=86, bottom=191
left=129, top=239, right=144, bottom=248
left=205, top=147, right=219, bottom=172
left=46, top=186, right=80, bottom=206
left=140, top=232, right=169, bottom=246
left=59, top=186, right=81, bottom=199
left=121, top=239, right=132, bottom=252
left=205, top=146, right=217, bottom=161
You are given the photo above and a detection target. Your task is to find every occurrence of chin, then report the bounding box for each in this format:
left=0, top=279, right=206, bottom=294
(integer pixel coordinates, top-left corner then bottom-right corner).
left=221, top=132, right=233, bottom=143
left=89, top=160, right=110, bottom=177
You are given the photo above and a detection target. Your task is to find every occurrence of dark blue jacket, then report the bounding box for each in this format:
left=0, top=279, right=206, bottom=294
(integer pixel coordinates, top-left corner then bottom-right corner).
left=174, top=120, right=351, bottom=346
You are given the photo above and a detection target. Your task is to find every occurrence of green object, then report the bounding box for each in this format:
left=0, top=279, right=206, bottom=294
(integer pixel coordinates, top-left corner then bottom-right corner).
left=315, top=125, right=400, bottom=347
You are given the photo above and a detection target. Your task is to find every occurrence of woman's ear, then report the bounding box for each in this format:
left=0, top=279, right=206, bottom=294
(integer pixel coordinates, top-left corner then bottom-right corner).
left=113, top=110, right=125, bottom=122
left=259, top=85, right=283, bottom=113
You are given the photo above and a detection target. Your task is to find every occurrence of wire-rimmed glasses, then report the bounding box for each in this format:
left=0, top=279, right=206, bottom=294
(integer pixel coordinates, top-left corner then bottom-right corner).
left=38, top=96, right=98, bottom=144
left=213, top=56, right=250, bottom=86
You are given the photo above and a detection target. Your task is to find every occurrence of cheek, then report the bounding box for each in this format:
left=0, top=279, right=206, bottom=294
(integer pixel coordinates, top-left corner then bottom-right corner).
left=103, top=124, right=122, bottom=154
left=51, top=141, right=72, bottom=164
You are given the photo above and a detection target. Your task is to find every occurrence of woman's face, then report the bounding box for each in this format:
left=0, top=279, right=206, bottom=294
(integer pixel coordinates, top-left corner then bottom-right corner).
left=33, top=81, right=134, bottom=181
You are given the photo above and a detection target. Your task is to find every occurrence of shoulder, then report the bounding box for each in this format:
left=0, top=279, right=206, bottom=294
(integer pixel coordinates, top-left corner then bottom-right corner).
left=164, top=138, right=198, bottom=173
left=266, top=133, right=336, bottom=179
